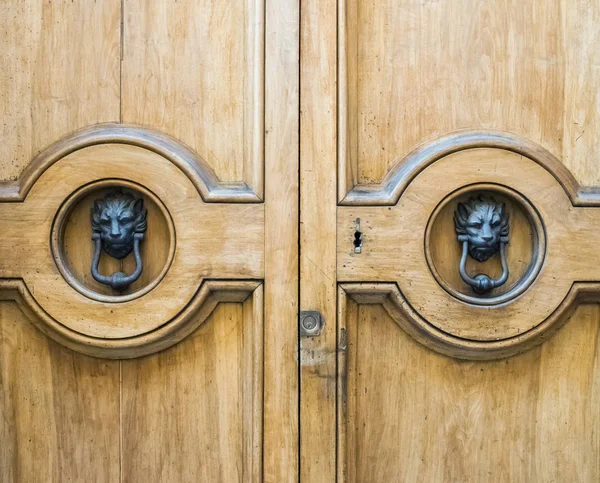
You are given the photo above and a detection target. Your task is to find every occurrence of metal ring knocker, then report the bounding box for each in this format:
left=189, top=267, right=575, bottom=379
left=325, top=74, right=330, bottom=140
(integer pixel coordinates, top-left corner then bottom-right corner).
left=454, top=195, right=510, bottom=295
left=90, top=190, right=148, bottom=291
left=458, top=238, right=509, bottom=294
left=91, top=232, right=145, bottom=290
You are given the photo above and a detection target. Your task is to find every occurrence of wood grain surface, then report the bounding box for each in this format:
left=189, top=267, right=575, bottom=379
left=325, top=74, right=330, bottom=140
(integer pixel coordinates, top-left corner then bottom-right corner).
left=0, top=0, right=120, bottom=182
left=4, top=0, right=600, bottom=481
left=337, top=298, right=600, bottom=482
left=122, top=0, right=265, bottom=197
left=330, top=1, right=600, bottom=481
left=338, top=0, right=600, bottom=200
left=300, top=0, right=338, bottom=480
left=0, top=0, right=299, bottom=480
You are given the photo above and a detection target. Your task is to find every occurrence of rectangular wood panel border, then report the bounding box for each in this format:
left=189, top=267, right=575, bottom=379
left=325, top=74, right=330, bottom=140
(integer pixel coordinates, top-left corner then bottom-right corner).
left=122, top=0, right=265, bottom=198
left=337, top=0, right=358, bottom=203
left=120, top=291, right=264, bottom=481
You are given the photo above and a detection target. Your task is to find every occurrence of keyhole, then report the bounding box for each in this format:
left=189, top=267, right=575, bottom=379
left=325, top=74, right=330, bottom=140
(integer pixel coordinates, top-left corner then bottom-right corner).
left=354, top=218, right=362, bottom=253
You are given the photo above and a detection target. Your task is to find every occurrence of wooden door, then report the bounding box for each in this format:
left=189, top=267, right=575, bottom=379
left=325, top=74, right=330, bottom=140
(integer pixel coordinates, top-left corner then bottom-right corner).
left=0, top=1, right=298, bottom=481
left=4, top=1, right=600, bottom=482
left=301, top=0, right=600, bottom=482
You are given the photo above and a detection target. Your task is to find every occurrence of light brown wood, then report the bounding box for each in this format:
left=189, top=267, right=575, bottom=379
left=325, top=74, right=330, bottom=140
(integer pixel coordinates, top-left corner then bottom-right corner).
left=7, top=0, right=600, bottom=480
left=263, top=0, right=300, bottom=480
left=324, top=1, right=600, bottom=481
left=339, top=129, right=600, bottom=206
left=0, top=139, right=263, bottom=355
left=300, top=0, right=338, bottom=480
left=0, top=0, right=120, bottom=182
left=338, top=0, right=600, bottom=201
left=1, top=0, right=299, bottom=480
left=0, top=124, right=261, bottom=202
left=0, top=302, right=120, bottom=482
left=122, top=0, right=265, bottom=198
left=122, top=292, right=263, bottom=481
left=337, top=297, right=600, bottom=482
left=336, top=146, right=600, bottom=357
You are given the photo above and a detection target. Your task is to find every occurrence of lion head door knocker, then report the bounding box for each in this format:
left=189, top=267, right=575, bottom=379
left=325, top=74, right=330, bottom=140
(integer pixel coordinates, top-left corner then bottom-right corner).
left=454, top=195, right=510, bottom=294
left=90, top=190, right=148, bottom=290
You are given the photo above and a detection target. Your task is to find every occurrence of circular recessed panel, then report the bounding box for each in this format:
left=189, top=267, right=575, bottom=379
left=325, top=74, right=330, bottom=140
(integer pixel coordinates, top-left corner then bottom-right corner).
left=51, top=179, right=176, bottom=303
left=425, top=183, right=546, bottom=306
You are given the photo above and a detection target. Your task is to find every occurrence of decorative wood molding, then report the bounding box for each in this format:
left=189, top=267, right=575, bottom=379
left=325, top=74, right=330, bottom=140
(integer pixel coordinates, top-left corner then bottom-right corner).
left=3, top=279, right=262, bottom=358
left=0, top=124, right=265, bottom=357
left=338, top=129, right=600, bottom=206
left=0, top=123, right=262, bottom=203
left=338, top=141, right=600, bottom=358
left=339, top=282, right=600, bottom=360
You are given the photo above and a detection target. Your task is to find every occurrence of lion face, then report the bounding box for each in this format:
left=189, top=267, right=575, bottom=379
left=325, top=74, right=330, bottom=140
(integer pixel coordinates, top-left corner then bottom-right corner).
left=91, top=191, right=147, bottom=259
left=454, top=195, right=509, bottom=262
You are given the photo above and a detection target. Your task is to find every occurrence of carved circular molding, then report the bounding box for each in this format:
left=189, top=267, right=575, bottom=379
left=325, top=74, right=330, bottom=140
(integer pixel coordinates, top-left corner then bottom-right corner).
left=0, top=124, right=263, bottom=358
left=397, top=148, right=574, bottom=342
left=0, top=123, right=261, bottom=203
left=339, top=130, right=600, bottom=359
left=7, top=278, right=260, bottom=359
left=51, top=179, right=176, bottom=303
left=425, top=183, right=546, bottom=306
left=340, top=129, right=600, bottom=206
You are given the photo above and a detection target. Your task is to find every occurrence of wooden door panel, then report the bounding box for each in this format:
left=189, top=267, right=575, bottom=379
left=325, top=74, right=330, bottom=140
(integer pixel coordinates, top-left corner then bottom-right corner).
left=0, top=0, right=121, bottom=181
left=122, top=0, right=264, bottom=197
left=1, top=0, right=299, bottom=481
left=338, top=0, right=600, bottom=199
left=0, top=302, right=120, bottom=482
left=122, top=296, right=263, bottom=481
left=337, top=300, right=600, bottom=482
left=301, top=0, right=600, bottom=481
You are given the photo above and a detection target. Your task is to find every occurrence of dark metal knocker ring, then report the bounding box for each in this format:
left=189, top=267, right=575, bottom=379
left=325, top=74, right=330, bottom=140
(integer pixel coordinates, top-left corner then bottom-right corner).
left=90, top=190, right=148, bottom=291
left=454, top=195, right=510, bottom=295
left=91, top=232, right=145, bottom=290
left=458, top=239, right=509, bottom=294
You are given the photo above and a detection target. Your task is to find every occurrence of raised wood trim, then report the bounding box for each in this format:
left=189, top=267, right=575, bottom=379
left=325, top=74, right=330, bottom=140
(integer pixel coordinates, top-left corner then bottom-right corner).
left=244, top=0, right=266, bottom=200
left=242, top=285, right=264, bottom=481
left=339, top=282, right=600, bottom=360
left=0, top=124, right=262, bottom=203
left=2, top=279, right=262, bottom=359
left=338, top=130, right=600, bottom=207
left=262, top=0, right=300, bottom=477
left=300, top=0, right=338, bottom=479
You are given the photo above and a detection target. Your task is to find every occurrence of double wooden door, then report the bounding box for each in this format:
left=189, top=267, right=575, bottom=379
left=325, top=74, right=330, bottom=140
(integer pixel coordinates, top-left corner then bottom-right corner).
left=1, top=0, right=599, bottom=482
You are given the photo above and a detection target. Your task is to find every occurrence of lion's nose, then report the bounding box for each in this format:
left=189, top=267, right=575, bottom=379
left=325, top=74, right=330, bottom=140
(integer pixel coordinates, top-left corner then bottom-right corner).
left=481, top=235, right=493, bottom=242
left=110, top=220, right=121, bottom=238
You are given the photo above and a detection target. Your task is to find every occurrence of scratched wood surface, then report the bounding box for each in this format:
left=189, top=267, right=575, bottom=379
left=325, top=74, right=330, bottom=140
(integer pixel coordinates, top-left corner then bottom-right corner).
left=338, top=301, right=600, bottom=482
left=0, top=1, right=122, bottom=480
left=122, top=0, right=264, bottom=195
left=0, top=0, right=299, bottom=481
left=121, top=299, right=263, bottom=482
left=300, top=0, right=338, bottom=480
left=0, top=302, right=121, bottom=481
left=330, top=0, right=600, bottom=481
left=339, top=0, right=600, bottom=196
left=0, top=0, right=121, bottom=182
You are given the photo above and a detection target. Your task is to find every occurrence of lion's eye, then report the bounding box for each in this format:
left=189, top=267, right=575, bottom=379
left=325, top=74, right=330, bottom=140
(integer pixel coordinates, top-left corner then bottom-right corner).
left=491, top=216, right=500, bottom=227
left=120, top=216, right=134, bottom=224
left=468, top=220, right=482, bottom=229
left=99, top=217, right=110, bottom=224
